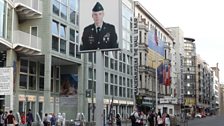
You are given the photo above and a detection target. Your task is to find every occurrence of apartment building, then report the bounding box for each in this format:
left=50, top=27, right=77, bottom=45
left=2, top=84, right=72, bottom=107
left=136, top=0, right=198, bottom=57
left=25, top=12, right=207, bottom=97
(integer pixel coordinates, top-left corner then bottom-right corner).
left=211, top=63, right=220, bottom=114
left=183, top=37, right=197, bottom=112
left=134, top=1, right=177, bottom=115
left=166, top=27, right=185, bottom=102
left=0, top=0, right=135, bottom=122
left=196, top=55, right=212, bottom=113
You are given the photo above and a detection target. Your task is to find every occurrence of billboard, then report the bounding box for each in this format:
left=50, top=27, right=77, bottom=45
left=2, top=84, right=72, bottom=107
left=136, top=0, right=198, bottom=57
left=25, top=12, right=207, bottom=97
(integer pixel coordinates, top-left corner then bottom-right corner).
left=60, top=74, right=78, bottom=97
left=148, top=28, right=164, bottom=56
left=79, top=0, right=121, bottom=52
left=0, top=67, right=13, bottom=95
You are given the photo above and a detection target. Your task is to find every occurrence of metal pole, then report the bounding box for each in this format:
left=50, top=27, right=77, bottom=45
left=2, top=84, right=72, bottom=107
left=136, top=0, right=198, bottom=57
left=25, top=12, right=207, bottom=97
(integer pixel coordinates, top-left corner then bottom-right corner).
left=91, top=53, right=95, bottom=125
left=95, top=50, right=104, bottom=126
left=155, top=58, right=158, bottom=114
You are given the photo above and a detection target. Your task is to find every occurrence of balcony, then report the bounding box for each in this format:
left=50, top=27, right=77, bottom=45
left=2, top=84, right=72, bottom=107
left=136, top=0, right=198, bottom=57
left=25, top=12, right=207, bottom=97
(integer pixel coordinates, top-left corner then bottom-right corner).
left=13, top=0, right=42, bottom=20
left=13, top=30, right=42, bottom=55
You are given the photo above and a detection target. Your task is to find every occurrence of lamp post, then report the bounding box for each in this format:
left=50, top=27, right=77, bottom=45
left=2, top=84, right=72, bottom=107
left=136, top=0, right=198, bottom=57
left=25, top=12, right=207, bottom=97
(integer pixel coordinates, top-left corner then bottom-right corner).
left=152, top=58, right=163, bottom=113
left=155, top=58, right=158, bottom=113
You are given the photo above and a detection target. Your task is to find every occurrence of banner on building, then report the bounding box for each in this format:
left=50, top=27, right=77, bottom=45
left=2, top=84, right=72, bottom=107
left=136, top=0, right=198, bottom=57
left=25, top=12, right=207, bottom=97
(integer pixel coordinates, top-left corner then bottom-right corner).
left=163, top=64, right=171, bottom=86
left=148, top=28, right=164, bottom=56
left=0, top=67, right=13, bottom=95
left=79, top=0, right=121, bottom=52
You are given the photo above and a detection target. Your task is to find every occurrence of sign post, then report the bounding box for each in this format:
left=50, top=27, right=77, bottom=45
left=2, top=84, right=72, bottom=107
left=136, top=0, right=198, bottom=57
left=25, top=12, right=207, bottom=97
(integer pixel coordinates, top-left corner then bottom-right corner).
left=95, top=50, right=104, bottom=126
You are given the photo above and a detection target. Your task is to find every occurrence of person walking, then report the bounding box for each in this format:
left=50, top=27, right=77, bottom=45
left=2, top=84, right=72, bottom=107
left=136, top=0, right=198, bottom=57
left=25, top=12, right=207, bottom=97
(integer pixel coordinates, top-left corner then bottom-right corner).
left=26, top=109, right=34, bottom=126
left=165, top=114, right=170, bottom=126
left=20, top=112, right=26, bottom=125
left=115, top=113, right=121, bottom=126
left=0, top=111, right=4, bottom=126
left=148, top=111, right=155, bottom=126
left=50, top=113, right=57, bottom=126
left=157, top=112, right=163, bottom=126
left=2, top=111, right=7, bottom=126
left=6, top=110, right=15, bottom=126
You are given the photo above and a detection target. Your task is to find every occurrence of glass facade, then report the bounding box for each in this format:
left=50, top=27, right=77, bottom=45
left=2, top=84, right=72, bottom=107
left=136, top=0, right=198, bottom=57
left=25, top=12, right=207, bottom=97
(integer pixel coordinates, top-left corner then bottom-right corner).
left=51, top=0, right=81, bottom=58
left=0, top=0, right=5, bottom=37
left=0, top=0, right=12, bottom=41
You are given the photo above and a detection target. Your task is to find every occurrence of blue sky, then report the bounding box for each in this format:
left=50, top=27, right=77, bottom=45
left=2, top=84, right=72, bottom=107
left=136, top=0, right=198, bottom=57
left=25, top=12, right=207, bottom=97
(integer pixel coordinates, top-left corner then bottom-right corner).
left=138, top=0, right=224, bottom=83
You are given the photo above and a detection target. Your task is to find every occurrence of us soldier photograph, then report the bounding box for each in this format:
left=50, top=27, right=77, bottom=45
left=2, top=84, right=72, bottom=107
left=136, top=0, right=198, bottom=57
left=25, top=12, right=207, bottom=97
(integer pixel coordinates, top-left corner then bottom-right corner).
left=80, top=2, right=118, bottom=51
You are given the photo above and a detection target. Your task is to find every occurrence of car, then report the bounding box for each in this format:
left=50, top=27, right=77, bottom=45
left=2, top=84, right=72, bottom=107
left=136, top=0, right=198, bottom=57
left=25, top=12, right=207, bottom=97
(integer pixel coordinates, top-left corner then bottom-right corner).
left=195, top=113, right=202, bottom=118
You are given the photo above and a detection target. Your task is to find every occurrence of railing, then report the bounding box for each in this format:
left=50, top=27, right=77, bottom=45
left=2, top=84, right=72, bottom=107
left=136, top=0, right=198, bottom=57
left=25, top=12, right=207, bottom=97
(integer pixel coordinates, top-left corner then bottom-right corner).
left=13, top=30, right=41, bottom=51
left=13, top=0, right=42, bottom=13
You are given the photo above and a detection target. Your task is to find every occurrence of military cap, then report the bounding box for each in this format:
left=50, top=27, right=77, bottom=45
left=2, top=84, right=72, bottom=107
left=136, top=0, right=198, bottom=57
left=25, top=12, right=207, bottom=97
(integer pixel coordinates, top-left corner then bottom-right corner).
left=92, top=2, right=104, bottom=12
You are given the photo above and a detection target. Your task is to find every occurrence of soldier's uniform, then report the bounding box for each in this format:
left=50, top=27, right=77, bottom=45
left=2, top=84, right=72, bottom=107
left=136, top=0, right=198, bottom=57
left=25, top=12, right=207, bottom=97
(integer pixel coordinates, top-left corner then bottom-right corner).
left=80, top=2, right=118, bottom=51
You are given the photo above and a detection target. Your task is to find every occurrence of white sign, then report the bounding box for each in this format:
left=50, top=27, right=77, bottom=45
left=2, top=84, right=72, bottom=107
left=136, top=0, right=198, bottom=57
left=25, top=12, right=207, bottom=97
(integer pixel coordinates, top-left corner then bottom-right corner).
left=0, top=67, right=13, bottom=95
left=160, top=97, right=178, bottom=104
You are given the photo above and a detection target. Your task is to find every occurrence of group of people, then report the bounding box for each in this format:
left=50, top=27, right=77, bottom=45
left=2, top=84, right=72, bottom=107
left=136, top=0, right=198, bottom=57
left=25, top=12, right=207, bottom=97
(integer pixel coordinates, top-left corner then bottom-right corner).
left=43, top=113, right=65, bottom=126
left=129, top=109, right=171, bottom=126
left=0, top=109, right=34, bottom=126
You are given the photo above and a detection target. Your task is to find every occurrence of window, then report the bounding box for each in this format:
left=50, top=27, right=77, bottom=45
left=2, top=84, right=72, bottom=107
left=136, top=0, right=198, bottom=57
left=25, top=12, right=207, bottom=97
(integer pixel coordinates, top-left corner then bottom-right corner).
left=20, top=60, right=37, bottom=90
left=52, top=21, right=59, bottom=35
left=52, top=21, right=67, bottom=54
left=52, top=0, right=67, bottom=20
left=52, top=36, right=59, bottom=51
left=105, top=83, right=108, bottom=95
left=69, top=43, right=75, bottom=56
left=105, top=72, right=108, bottom=82
left=53, top=0, right=60, bottom=16
left=69, top=0, right=79, bottom=25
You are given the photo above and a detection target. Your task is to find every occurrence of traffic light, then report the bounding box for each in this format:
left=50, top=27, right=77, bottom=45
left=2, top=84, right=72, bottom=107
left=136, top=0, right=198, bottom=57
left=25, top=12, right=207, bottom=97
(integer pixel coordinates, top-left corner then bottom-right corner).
left=86, top=89, right=92, bottom=98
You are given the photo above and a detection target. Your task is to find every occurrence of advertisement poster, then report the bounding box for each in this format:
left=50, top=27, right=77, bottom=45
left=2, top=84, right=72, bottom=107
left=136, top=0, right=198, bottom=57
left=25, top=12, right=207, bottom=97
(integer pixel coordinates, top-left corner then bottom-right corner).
left=79, top=0, right=121, bottom=52
left=60, top=74, right=78, bottom=106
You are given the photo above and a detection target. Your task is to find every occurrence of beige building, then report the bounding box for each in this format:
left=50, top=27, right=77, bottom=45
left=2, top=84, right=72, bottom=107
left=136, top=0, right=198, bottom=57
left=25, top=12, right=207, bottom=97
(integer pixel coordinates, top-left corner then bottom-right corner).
left=134, top=1, right=178, bottom=115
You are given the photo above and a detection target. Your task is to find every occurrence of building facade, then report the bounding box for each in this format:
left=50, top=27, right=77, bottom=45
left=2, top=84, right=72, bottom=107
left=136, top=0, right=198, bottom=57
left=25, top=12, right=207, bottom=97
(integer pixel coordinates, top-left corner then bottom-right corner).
left=183, top=37, right=197, bottom=112
left=196, top=55, right=212, bottom=113
left=211, top=63, right=220, bottom=114
left=134, top=1, right=177, bottom=115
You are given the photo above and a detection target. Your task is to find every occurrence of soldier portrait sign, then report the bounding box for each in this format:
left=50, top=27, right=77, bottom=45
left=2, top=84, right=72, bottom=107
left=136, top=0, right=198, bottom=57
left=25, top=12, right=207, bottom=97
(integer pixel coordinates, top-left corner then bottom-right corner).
left=79, top=0, right=120, bottom=52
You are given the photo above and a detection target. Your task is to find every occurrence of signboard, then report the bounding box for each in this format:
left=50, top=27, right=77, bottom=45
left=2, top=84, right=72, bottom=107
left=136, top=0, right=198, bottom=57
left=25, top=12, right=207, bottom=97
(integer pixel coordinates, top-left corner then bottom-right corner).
left=0, top=67, right=13, bottom=95
left=79, top=0, right=121, bottom=52
left=133, top=17, right=139, bottom=95
left=160, top=97, right=178, bottom=104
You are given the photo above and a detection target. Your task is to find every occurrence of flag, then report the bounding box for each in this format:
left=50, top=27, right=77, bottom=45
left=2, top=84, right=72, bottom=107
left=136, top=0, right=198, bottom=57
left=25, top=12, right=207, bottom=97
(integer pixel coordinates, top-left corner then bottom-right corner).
left=164, top=64, right=171, bottom=86
left=154, top=28, right=158, bottom=46
left=157, top=63, right=163, bottom=84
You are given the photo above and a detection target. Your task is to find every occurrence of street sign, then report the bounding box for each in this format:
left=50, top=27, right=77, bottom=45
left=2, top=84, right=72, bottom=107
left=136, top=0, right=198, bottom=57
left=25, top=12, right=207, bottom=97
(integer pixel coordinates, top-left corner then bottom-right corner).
left=159, top=97, right=178, bottom=104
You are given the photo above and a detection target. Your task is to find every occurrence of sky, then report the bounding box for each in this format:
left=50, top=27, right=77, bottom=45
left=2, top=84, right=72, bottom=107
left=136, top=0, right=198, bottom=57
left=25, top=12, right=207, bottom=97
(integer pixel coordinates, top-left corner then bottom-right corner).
left=138, top=0, right=224, bottom=83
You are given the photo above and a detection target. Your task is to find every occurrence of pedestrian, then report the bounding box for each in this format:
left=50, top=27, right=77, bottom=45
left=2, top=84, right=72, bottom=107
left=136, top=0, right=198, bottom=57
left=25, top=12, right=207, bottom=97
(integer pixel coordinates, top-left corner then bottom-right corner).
left=2, top=111, right=7, bottom=126
left=157, top=112, right=163, bottom=126
left=0, top=111, right=4, bottom=126
left=80, top=2, right=118, bottom=51
left=165, top=114, right=170, bottom=126
left=26, top=109, right=34, bottom=126
left=115, top=113, right=121, bottom=126
left=6, top=110, right=15, bottom=126
left=50, top=113, right=57, bottom=126
left=20, top=112, right=26, bottom=125
left=148, top=111, right=155, bottom=126
left=129, top=109, right=138, bottom=126
left=43, top=113, right=50, bottom=126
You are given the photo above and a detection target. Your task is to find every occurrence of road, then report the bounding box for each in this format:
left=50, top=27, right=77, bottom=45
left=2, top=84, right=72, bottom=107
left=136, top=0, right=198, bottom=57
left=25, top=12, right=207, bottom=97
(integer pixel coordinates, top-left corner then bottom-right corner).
left=187, top=115, right=224, bottom=126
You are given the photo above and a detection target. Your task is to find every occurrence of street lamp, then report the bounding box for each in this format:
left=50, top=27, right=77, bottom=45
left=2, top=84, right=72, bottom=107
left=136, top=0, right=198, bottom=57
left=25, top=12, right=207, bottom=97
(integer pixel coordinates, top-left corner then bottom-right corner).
left=152, top=58, right=163, bottom=113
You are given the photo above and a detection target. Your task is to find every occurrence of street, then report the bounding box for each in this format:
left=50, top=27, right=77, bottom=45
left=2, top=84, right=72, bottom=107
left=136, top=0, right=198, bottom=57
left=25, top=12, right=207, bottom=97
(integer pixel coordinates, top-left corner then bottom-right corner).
left=187, top=115, right=224, bottom=126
